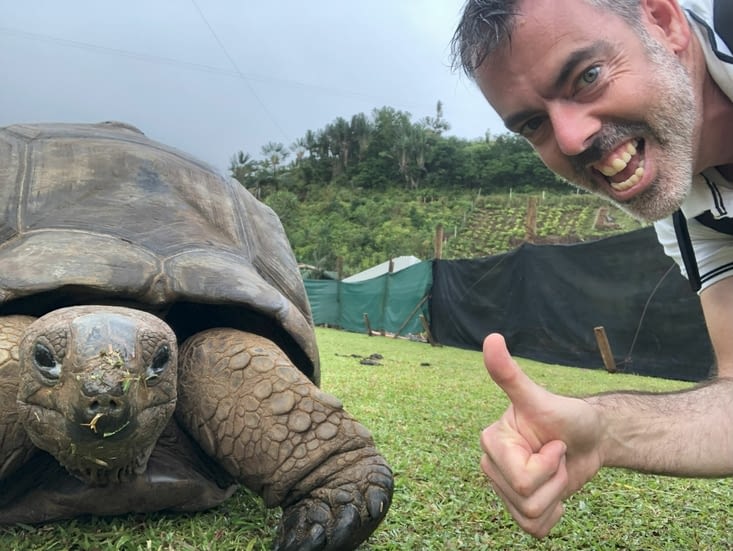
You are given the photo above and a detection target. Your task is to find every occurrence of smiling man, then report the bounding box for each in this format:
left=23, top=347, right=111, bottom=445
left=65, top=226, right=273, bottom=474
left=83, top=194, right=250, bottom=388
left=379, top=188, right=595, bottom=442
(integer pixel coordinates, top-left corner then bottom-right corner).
left=451, top=0, right=733, bottom=538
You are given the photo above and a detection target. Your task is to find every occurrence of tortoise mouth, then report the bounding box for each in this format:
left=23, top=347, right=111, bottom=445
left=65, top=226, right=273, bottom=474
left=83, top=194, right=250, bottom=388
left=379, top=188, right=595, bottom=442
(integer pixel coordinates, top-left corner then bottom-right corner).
left=70, top=412, right=135, bottom=442
left=19, top=399, right=176, bottom=486
left=71, top=398, right=135, bottom=442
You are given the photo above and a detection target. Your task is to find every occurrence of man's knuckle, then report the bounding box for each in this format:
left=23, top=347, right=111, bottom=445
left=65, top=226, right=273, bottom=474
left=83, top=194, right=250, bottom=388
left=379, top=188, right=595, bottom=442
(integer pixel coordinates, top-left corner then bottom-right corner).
left=513, top=477, right=534, bottom=497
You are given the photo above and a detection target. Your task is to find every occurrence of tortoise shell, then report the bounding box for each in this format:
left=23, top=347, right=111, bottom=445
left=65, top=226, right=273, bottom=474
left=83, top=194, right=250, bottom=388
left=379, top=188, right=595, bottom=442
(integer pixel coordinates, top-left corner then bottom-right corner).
left=0, top=122, right=319, bottom=383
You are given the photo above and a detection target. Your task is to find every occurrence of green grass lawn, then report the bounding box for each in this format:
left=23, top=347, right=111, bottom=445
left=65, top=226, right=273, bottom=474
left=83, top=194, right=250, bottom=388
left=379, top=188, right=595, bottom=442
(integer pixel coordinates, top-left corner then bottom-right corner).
left=2, top=327, right=731, bottom=550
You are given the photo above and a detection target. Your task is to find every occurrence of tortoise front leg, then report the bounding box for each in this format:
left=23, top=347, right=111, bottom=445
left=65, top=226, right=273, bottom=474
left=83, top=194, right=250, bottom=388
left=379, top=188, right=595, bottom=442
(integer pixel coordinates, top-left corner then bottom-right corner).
left=175, top=328, right=392, bottom=551
left=0, top=316, right=38, bottom=481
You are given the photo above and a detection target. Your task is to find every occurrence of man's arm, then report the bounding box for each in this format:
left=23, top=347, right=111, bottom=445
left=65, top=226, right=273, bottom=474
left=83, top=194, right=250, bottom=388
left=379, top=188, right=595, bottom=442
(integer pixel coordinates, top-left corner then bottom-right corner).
left=700, top=277, right=733, bottom=377
left=588, top=377, right=733, bottom=476
left=589, top=277, right=733, bottom=476
left=480, top=280, right=733, bottom=537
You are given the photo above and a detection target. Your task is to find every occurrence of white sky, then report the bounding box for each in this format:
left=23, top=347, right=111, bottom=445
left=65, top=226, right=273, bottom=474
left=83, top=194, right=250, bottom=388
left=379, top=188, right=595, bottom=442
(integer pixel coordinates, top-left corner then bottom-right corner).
left=0, top=1, right=506, bottom=173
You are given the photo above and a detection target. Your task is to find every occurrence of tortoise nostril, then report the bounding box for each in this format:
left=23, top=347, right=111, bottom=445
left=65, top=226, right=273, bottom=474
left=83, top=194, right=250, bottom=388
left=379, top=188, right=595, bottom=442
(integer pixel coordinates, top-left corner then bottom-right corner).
left=88, top=396, right=120, bottom=414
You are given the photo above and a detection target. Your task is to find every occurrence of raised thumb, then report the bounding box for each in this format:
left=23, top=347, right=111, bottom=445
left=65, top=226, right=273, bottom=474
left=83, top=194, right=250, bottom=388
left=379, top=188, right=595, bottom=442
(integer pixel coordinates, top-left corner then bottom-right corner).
left=483, top=333, right=546, bottom=410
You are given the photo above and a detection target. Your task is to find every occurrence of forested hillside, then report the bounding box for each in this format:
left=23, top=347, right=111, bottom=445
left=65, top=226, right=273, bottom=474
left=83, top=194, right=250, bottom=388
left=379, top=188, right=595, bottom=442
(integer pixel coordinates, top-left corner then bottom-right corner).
left=229, top=103, right=645, bottom=277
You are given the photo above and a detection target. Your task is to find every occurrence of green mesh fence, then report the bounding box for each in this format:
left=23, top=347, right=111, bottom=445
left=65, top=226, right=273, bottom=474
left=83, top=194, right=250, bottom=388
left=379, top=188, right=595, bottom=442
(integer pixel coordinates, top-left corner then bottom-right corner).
left=304, top=261, right=432, bottom=335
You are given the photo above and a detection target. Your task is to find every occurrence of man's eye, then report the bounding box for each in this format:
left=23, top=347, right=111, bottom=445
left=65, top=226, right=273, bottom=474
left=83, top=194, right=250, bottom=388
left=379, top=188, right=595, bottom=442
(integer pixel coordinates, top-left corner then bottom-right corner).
left=577, top=66, right=601, bottom=90
left=519, top=116, right=545, bottom=137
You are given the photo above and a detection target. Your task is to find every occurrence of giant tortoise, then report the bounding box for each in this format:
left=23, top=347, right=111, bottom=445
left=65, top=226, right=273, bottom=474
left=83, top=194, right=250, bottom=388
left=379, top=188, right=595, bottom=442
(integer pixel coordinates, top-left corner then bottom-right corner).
left=0, top=122, right=393, bottom=550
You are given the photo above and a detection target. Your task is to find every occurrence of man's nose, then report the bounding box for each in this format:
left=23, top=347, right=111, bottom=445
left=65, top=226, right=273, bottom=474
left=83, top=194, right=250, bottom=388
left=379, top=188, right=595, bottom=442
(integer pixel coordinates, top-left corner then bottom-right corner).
left=549, top=103, right=601, bottom=157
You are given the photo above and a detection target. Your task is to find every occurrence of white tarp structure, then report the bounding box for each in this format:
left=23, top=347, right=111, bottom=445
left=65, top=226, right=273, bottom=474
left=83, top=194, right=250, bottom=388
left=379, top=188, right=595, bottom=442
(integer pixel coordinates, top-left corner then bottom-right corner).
left=342, top=255, right=421, bottom=282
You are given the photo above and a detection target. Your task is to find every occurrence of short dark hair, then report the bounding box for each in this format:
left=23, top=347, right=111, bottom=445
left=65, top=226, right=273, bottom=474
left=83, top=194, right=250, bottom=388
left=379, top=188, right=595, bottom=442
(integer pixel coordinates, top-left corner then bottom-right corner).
left=450, top=0, right=643, bottom=78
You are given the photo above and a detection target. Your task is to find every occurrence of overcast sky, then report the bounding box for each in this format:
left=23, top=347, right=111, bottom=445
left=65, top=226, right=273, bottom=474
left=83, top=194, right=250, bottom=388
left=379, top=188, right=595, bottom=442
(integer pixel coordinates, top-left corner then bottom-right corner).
left=0, top=1, right=506, bottom=174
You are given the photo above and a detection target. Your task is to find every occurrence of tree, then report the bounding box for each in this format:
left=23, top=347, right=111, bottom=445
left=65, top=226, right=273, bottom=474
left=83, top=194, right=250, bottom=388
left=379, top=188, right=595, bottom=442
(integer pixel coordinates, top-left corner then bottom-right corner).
left=261, top=141, right=289, bottom=178
left=421, top=100, right=450, bottom=136
left=304, top=130, right=317, bottom=156
left=395, top=123, right=429, bottom=190
left=325, top=117, right=352, bottom=176
left=350, top=113, right=373, bottom=162
left=290, top=137, right=307, bottom=165
left=352, top=106, right=414, bottom=190
left=229, top=151, right=262, bottom=195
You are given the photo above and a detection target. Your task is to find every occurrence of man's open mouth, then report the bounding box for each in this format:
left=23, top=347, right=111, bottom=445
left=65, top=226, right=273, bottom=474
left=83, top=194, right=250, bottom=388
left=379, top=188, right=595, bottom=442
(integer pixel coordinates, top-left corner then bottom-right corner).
left=593, top=139, right=646, bottom=192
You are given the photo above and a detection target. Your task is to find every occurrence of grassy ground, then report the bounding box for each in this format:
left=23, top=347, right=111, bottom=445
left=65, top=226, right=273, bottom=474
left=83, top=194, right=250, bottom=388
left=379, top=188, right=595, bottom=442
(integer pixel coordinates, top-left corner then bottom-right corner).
left=2, top=327, right=732, bottom=550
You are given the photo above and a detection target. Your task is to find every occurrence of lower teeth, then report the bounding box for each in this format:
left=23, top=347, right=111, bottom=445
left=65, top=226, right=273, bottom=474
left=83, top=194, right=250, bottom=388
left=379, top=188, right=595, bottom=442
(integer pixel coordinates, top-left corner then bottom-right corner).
left=609, top=161, right=645, bottom=191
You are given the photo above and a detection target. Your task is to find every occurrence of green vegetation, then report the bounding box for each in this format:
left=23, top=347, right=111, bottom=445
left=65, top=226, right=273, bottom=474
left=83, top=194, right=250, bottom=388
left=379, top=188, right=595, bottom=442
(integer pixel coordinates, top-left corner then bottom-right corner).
left=433, top=191, right=643, bottom=259
left=3, top=328, right=731, bottom=550
left=229, top=104, right=645, bottom=276
left=264, top=186, right=645, bottom=275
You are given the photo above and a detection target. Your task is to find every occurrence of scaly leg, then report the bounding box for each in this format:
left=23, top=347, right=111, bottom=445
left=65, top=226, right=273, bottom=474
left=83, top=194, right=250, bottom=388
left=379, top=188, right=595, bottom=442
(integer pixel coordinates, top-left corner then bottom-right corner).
left=175, top=328, right=392, bottom=551
left=0, top=316, right=38, bottom=481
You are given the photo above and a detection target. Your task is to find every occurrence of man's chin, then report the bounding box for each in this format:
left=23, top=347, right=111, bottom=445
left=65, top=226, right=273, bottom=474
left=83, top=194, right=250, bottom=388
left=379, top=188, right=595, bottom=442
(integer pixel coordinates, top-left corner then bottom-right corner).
left=570, top=176, right=688, bottom=223
left=612, top=192, right=684, bottom=223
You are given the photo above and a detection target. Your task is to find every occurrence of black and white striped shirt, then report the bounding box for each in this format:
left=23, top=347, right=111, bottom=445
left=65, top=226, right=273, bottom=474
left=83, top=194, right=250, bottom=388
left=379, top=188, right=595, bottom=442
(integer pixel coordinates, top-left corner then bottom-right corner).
left=654, top=0, right=733, bottom=292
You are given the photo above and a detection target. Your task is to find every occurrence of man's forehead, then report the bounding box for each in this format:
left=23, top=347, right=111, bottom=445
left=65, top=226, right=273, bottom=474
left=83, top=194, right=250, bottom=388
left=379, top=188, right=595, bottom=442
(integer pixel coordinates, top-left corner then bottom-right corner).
left=474, top=0, right=622, bottom=124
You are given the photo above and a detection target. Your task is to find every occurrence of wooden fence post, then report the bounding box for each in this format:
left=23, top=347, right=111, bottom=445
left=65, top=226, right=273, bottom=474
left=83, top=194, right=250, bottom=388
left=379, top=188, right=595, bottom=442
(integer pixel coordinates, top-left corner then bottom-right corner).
left=434, top=224, right=444, bottom=259
left=364, top=313, right=372, bottom=336
left=420, top=315, right=440, bottom=347
left=594, top=326, right=617, bottom=373
left=525, top=196, right=537, bottom=242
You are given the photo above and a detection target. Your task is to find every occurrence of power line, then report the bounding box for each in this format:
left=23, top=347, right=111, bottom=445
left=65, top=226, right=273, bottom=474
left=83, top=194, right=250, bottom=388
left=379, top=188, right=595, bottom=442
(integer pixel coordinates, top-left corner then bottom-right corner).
left=189, top=0, right=289, bottom=143
left=0, top=25, right=232, bottom=76
left=0, top=25, right=423, bottom=110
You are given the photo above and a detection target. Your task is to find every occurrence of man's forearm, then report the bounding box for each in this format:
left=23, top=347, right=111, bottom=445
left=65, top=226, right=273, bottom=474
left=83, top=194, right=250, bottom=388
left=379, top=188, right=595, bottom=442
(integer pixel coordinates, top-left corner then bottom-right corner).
left=585, top=378, right=733, bottom=477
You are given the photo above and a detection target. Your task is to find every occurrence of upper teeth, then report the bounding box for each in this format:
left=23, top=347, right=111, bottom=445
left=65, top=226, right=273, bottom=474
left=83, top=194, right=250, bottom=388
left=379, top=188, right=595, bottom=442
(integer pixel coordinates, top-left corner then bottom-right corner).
left=595, top=140, right=645, bottom=191
left=598, top=140, right=638, bottom=176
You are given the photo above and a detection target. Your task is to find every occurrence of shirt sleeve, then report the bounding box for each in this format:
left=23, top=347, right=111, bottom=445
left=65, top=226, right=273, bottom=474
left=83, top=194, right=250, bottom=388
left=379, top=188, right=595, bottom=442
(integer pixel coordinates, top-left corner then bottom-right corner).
left=654, top=215, right=733, bottom=293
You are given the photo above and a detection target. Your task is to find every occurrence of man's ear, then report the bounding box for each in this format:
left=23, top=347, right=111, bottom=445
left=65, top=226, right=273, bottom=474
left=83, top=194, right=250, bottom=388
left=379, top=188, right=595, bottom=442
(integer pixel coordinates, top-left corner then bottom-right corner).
left=641, top=0, right=691, bottom=53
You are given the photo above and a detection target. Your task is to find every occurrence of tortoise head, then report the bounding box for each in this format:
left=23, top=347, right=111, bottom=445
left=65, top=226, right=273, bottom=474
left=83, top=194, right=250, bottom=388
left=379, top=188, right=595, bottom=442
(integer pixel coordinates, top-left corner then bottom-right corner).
left=17, top=306, right=177, bottom=486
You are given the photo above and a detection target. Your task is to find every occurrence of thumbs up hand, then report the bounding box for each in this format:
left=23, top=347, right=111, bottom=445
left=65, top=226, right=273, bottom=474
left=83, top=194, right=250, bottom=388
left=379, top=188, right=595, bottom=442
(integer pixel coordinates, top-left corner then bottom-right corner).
left=479, top=334, right=604, bottom=537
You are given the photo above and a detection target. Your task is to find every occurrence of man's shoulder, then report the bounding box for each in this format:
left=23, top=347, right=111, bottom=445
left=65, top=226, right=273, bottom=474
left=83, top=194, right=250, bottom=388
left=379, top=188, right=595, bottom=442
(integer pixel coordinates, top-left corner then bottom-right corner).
left=680, top=0, right=713, bottom=19
left=683, top=0, right=732, bottom=55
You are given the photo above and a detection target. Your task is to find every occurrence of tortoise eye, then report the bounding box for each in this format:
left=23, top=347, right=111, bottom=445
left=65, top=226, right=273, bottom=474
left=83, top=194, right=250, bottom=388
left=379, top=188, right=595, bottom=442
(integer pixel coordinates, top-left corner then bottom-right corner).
left=145, top=345, right=170, bottom=384
left=34, top=342, right=61, bottom=381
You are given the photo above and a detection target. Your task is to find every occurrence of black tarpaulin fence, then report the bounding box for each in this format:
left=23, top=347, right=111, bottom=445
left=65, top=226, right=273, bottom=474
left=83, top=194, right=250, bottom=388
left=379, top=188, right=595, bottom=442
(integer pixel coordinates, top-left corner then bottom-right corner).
left=430, top=227, right=713, bottom=382
left=304, top=228, right=712, bottom=382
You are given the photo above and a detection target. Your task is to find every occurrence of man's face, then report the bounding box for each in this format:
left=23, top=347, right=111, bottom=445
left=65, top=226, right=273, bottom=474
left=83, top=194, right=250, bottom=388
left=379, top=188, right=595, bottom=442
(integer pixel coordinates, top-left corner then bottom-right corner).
left=474, top=0, right=697, bottom=222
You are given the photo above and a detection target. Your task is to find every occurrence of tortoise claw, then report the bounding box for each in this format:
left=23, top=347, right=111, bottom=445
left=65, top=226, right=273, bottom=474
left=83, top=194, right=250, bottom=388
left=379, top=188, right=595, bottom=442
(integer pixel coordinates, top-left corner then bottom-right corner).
left=274, top=522, right=326, bottom=551
left=273, top=455, right=393, bottom=551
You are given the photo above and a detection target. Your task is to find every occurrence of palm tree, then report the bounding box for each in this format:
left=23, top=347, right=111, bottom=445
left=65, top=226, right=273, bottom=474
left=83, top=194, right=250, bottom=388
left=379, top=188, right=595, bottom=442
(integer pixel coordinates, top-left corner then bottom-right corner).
left=260, top=141, right=289, bottom=177
left=327, top=117, right=351, bottom=175
left=303, top=130, right=319, bottom=159
left=350, top=113, right=373, bottom=161
left=421, top=100, right=451, bottom=136
left=291, top=137, right=307, bottom=165
left=230, top=151, right=257, bottom=183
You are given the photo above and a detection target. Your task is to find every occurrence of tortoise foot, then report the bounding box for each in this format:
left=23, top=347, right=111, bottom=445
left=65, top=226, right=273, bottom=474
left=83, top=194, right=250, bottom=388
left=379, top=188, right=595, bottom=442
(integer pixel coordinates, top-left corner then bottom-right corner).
left=274, top=451, right=393, bottom=551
